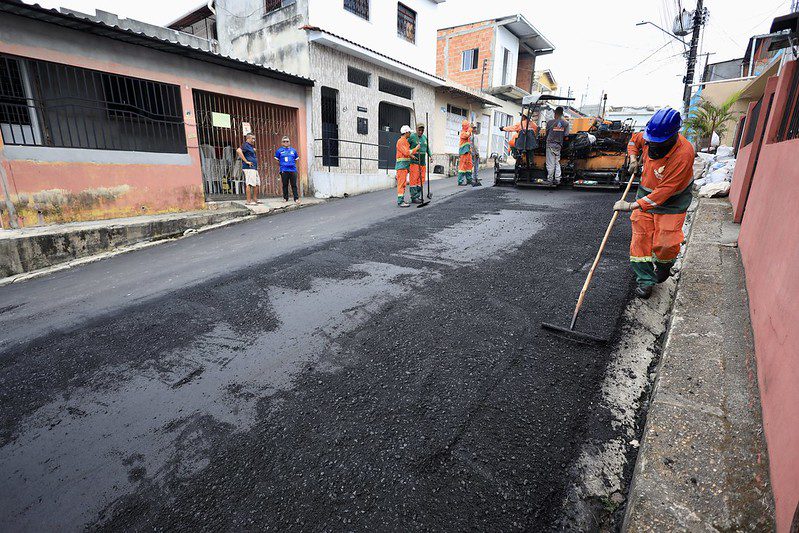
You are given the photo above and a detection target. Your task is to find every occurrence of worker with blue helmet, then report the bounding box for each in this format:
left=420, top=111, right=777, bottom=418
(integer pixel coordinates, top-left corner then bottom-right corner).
left=615, top=107, right=695, bottom=299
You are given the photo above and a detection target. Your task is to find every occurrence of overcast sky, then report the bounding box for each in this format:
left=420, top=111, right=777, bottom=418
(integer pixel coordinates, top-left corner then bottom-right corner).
left=32, top=0, right=795, bottom=109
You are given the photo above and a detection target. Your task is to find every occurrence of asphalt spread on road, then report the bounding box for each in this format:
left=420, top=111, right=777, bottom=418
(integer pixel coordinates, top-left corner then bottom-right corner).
left=0, top=184, right=635, bottom=531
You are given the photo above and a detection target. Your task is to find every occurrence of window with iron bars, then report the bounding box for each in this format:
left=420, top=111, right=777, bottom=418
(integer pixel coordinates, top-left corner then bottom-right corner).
left=397, top=3, right=416, bottom=43
left=743, top=97, right=762, bottom=146
left=347, top=66, right=371, bottom=87
left=344, top=0, right=369, bottom=20
left=776, top=64, right=799, bottom=143
left=264, top=0, right=296, bottom=15
left=0, top=53, right=186, bottom=153
left=378, top=77, right=413, bottom=100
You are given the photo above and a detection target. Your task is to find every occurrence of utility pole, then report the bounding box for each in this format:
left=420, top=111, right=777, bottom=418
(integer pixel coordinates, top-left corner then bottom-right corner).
left=682, top=0, right=705, bottom=115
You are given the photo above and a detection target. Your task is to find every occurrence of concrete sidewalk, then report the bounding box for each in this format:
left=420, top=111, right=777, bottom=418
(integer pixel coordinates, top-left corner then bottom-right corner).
left=623, top=198, right=774, bottom=531
left=0, top=196, right=324, bottom=281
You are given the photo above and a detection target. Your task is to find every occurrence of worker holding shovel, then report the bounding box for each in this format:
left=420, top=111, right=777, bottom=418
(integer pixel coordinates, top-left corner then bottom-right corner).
left=613, top=108, right=695, bottom=299
left=408, top=123, right=430, bottom=203
left=395, top=125, right=420, bottom=207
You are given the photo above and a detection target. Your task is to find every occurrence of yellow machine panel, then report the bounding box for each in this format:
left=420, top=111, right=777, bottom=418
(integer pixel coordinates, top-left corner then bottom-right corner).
left=570, top=117, right=597, bottom=133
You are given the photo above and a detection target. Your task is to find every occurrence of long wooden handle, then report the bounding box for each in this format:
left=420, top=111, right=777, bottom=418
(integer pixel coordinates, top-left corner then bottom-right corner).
left=569, top=173, right=637, bottom=330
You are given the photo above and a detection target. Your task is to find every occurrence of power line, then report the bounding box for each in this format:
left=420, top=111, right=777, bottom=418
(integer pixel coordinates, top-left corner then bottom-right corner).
left=745, top=0, right=791, bottom=32
left=707, top=18, right=741, bottom=48
left=643, top=50, right=687, bottom=75
left=609, top=42, right=672, bottom=80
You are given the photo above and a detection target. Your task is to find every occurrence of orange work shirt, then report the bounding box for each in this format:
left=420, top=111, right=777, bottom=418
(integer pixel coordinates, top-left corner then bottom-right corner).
left=636, top=134, right=695, bottom=213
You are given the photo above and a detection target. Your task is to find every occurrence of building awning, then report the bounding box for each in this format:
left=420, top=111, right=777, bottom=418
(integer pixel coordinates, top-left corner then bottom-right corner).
left=535, top=69, right=557, bottom=90
left=304, top=26, right=445, bottom=87
left=770, top=12, right=799, bottom=33
left=740, top=58, right=781, bottom=99
left=486, top=84, right=530, bottom=103
left=496, top=14, right=555, bottom=56
left=436, top=81, right=502, bottom=107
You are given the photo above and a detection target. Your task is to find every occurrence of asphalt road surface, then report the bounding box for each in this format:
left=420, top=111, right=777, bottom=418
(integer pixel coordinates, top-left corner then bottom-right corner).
left=0, top=174, right=635, bottom=531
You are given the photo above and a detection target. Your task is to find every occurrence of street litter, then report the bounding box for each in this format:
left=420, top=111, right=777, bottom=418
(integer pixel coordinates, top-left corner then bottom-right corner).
left=693, top=147, right=736, bottom=195
left=698, top=181, right=732, bottom=197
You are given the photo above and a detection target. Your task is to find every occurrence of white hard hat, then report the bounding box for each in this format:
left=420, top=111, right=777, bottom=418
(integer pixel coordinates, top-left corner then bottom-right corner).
left=400, top=125, right=412, bottom=134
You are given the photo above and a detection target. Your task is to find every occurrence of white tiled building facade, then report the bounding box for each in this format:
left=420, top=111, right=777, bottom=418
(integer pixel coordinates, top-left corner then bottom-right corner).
left=215, top=0, right=445, bottom=196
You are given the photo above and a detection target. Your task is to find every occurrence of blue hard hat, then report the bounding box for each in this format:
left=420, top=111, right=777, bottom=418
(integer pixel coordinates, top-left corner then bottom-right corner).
left=644, top=108, right=682, bottom=143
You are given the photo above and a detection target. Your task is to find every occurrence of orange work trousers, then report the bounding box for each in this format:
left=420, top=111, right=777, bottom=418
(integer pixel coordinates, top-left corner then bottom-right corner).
left=396, top=168, right=409, bottom=204
left=630, top=210, right=686, bottom=262
left=630, top=210, right=686, bottom=286
left=410, top=164, right=426, bottom=188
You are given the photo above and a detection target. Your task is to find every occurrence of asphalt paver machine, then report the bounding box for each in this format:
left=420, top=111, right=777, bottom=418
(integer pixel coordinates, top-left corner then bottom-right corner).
left=494, top=93, right=636, bottom=190
left=493, top=93, right=575, bottom=188
left=564, top=116, right=636, bottom=189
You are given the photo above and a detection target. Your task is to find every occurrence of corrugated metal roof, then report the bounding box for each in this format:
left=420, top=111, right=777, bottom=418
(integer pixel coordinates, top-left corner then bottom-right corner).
left=0, top=1, right=315, bottom=87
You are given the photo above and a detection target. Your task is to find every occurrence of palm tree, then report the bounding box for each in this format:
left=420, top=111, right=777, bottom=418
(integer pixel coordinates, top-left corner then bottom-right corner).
left=683, top=91, right=742, bottom=150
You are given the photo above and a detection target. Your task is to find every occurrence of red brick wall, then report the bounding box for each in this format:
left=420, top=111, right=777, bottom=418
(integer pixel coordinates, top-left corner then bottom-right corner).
left=516, top=53, right=534, bottom=92
left=437, top=23, right=495, bottom=90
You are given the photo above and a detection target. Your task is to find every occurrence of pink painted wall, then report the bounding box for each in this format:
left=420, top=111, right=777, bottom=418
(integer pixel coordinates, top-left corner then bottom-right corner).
left=729, top=141, right=752, bottom=214
left=0, top=20, right=308, bottom=225
left=729, top=76, right=779, bottom=223
left=736, top=59, right=799, bottom=532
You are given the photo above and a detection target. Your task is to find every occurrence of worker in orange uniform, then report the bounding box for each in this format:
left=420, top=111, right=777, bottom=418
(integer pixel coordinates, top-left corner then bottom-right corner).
left=502, top=113, right=539, bottom=165
left=614, top=108, right=695, bottom=299
left=457, top=120, right=473, bottom=185
left=395, top=125, right=420, bottom=207
left=509, top=132, right=520, bottom=158
left=626, top=130, right=645, bottom=174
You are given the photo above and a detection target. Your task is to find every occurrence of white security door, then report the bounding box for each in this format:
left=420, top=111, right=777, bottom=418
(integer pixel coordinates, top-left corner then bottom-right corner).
left=480, top=114, right=490, bottom=155
left=445, top=104, right=468, bottom=153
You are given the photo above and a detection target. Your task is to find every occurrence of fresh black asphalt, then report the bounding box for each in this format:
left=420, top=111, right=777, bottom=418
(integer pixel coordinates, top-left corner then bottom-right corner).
left=0, top=176, right=635, bottom=531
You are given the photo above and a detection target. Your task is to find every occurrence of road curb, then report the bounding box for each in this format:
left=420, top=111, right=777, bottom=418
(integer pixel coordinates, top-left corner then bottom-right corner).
left=622, top=198, right=774, bottom=531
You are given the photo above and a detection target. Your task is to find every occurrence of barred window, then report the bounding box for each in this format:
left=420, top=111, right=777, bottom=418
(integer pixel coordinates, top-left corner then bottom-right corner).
left=397, top=3, right=416, bottom=43
left=743, top=97, right=762, bottom=146
left=378, top=77, right=413, bottom=100
left=447, top=104, right=467, bottom=117
left=344, top=0, right=369, bottom=20
left=347, top=67, right=371, bottom=87
left=776, top=64, right=799, bottom=142
left=0, top=53, right=185, bottom=153
left=0, top=56, right=30, bottom=126
left=461, top=48, right=479, bottom=71
left=264, top=0, right=295, bottom=14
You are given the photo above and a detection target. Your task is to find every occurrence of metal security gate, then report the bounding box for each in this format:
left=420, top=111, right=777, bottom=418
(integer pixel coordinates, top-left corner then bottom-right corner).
left=378, top=101, right=410, bottom=169
left=193, top=89, right=299, bottom=198
left=321, top=87, right=339, bottom=167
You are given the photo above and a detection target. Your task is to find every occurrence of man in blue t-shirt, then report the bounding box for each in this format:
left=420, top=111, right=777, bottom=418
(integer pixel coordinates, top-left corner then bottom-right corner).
left=274, top=136, right=300, bottom=203
left=236, top=133, right=260, bottom=205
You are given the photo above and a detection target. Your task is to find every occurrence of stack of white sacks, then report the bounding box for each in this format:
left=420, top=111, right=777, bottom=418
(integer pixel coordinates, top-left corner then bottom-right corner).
left=692, top=146, right=736, bottom=197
